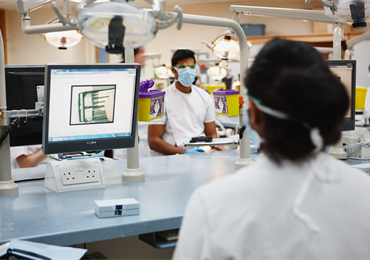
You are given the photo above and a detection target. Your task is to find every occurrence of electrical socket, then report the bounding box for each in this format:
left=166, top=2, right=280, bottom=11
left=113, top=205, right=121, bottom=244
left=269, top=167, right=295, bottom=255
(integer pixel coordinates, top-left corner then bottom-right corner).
left=60, top=163, right=100, bottom=185
left=45, top=157, right=105, bottom=192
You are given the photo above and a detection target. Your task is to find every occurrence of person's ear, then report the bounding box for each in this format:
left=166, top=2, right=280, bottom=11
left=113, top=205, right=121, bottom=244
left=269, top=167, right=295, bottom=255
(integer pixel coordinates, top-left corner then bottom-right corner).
left=248, top=100, right=263, bottom=133
left=171, top=66, right=178, bottom=78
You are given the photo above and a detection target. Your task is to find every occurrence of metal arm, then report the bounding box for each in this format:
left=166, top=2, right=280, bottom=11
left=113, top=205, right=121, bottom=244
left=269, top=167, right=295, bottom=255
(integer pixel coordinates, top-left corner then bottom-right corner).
left=346, top=30, right=370, bottom=49
left=179, top=13, right=253, bottom=168
left=0, top=29, right=18, bottom=196
left=50, top=1, right=78, bottom=26
left=156, top=5, right=183, bottom=30
left=230, top=5, right=334, bottom=23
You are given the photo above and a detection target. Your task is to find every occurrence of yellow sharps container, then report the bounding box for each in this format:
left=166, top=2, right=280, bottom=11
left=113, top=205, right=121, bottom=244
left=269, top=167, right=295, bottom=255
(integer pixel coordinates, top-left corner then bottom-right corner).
left=356, top=87, right=368, bottom=111
left=213, top=89, right=240, bottom=117
left=138, top=80, right=166, bottom=122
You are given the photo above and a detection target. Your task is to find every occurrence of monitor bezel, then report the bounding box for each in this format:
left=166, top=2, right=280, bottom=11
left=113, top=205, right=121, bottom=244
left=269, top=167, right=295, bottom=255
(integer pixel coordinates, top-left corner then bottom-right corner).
left=42, top=63, right=141, bottom=155
left=325, top=59, right=356, bottom=131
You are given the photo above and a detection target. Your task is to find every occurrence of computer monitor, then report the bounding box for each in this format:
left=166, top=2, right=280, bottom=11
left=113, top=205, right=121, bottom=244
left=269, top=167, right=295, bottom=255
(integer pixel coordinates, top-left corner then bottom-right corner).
left=326, top=60, right=356, bottom=131
left=5, top=65, right=45, bottom=147
left=42, top=63, right=141, bottom=154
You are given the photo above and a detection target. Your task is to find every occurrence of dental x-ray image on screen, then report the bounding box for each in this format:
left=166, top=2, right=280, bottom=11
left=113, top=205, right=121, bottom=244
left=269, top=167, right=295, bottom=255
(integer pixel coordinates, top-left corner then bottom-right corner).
left=42, top=63, right=141, bottom=155
left=70, top=85, right=116, bottom=125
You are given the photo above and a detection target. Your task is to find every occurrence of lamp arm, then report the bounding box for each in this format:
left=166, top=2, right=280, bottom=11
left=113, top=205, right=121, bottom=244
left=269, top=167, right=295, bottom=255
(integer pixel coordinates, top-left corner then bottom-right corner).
left=16, top=0, right=53, bottom=15
left=50, top=2, right=78, bottom=26
left=319, top=0, right=337, bottom=12
left=179, top=13, right=251, bottom=166
left=76, top=0, right=96, bottom=14
left=229, top=5, right=334, bottom=23
left=212, top=29, right=231, bottom=43
left=201, top=41, right=214, bottom=50
left=63, top=0, right=71, bottom=16
left=156, top=5, right=183, bottom=30
left=346, top=30, right=370, bottom=49
left=21, top=13, right=77, bottom=34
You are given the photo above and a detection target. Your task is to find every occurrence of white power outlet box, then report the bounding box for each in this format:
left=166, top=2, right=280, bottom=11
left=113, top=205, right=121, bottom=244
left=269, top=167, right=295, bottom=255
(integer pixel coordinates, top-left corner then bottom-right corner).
left=44, top=157, right=105, bottom=193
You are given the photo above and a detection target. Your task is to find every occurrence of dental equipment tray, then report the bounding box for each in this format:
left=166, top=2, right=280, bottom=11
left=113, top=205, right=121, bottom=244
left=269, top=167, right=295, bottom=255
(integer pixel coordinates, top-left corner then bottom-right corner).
left=190, top=136, right=213, bottom=143
left=184, top=137, right=239, bottom=147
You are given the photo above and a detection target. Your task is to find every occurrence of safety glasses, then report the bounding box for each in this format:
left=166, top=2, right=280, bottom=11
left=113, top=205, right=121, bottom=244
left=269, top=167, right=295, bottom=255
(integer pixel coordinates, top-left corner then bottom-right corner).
left=245, top=93, right=289, bottom=120
left=174, top=64, right=196, bottom=69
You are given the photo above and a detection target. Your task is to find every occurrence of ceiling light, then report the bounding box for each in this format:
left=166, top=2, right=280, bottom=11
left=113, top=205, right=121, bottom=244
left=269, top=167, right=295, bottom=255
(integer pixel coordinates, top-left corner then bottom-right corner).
left=44, top=29, right=82, bottom=49
left=207, top=65, right=228, bottom=80
left=202, top=32, right=240, bottom=60
left=42, top=18, right=82, bottom=49
left=213, top=35, right=240, bottom=59
left=77, top=1, right=156, bottom=51
left=155, top=64, right=172, bottom=79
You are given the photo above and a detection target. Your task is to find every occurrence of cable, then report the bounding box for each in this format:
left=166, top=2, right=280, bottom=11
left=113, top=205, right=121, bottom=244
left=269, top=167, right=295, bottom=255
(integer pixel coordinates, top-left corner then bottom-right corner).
left=0, top=118, right=19, bottom=146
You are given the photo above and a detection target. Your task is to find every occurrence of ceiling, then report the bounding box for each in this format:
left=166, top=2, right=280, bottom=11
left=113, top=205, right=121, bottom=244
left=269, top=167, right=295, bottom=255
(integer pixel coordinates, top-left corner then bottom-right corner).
left=1, top=0, right=324, bottom=12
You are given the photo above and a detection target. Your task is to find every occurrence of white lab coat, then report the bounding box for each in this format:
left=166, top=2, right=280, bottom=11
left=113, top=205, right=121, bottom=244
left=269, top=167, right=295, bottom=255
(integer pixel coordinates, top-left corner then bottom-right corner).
left=149, top=83, right=215, bottom=155
left=10, top=145, right=49, bottom=169
left=173, top=153, right=370, bottom=259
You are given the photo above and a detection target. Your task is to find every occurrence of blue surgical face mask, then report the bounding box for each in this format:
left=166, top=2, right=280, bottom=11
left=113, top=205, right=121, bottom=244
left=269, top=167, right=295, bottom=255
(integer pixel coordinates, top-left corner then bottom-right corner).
left=243, top=101, right=262, bottom=148
left=174, top=67, right=196, bottom=87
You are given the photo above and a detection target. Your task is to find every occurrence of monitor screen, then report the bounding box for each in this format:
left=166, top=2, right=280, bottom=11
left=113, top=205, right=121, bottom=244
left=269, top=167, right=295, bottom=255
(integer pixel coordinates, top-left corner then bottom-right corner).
left=42, top=63, right=141, bottom=154
left=326, top=60, right=356, bottom=131
left=5, top=65, right=45, bottom=147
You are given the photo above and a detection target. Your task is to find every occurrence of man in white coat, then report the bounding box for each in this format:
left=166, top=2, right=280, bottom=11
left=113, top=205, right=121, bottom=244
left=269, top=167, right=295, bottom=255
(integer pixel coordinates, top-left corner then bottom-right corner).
left=173, top=39, right=370, bottom=259
left=148, top=49, right=218, bottom=155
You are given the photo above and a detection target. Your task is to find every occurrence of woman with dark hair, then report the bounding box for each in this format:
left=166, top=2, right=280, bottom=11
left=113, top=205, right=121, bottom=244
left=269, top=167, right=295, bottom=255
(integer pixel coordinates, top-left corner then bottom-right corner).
left=173, top=38, right=370, bottom=259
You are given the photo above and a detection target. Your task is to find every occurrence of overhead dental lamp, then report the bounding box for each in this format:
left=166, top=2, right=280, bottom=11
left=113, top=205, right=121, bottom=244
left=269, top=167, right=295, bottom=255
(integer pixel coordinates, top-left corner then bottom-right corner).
left=202, top=31, right=240, bottom=60
left=207, top=64, right=228, bottom=80
left=42, top=18, right=82, bottom=49
left=213, top=35, right=240, bottom=59
left=305, top=0, right=370, bottom=28
left=77, top=2, right=155, bottom=52
left=324, top=0, right=370, bottom=28
left=76, top=0, right=182, bottom=53
left=154, top=64, right=172, bottom=79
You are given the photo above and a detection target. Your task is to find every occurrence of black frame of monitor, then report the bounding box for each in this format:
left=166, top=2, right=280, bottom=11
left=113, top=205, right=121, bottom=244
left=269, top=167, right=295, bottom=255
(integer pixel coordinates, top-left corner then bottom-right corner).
left=325, top=60, right=356, bottom=131
left=42, top=63, right=141, bottom=154
left=5, top=65, right=45, bottom=147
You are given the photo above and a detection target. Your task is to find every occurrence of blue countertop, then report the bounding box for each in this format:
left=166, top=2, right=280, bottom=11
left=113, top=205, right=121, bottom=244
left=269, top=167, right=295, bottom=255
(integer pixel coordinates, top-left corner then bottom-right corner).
left=1, top=149, right=369, bottom=247
left=0, top=150, right=247, bottom=246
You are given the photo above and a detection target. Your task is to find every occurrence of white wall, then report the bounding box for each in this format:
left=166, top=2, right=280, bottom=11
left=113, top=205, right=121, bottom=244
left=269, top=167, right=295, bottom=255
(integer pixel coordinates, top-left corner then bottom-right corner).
left=6, top=7, right=96, bottom=65
left=5, top=2, right=313, bottom=71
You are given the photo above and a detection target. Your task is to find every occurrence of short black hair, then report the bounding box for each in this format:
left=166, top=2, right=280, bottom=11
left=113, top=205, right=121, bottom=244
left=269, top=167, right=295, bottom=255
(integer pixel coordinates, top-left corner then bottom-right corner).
left=245, top=38, right=349, bottom=163
left=171, top=49, right=196, bottom=67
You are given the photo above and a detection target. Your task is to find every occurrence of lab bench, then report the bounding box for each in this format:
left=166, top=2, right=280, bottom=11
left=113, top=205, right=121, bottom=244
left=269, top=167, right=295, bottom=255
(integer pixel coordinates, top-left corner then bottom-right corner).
left=1, top=149, right=369, bottom=250
left=0, top=150, right=250, bottom=247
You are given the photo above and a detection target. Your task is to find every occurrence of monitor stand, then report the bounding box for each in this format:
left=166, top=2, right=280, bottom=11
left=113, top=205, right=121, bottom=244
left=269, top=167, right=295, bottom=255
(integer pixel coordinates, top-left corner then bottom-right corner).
left=122, top=120, right=145, bottom=182
left=328, top=132, right=347, bottom=160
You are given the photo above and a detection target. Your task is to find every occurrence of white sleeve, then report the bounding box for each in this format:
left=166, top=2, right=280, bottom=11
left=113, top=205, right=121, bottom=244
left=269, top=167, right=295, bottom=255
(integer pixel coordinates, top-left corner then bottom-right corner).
left=173, top=190, right=212, bottom=260
left=10, top=146, right=28, bottom=169
left=204, top=94, right=216, bottom=124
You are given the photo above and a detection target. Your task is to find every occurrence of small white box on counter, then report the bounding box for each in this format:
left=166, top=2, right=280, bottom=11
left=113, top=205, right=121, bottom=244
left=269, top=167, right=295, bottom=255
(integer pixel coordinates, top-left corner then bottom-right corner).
left=94, top=198, right=140, bottom=218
